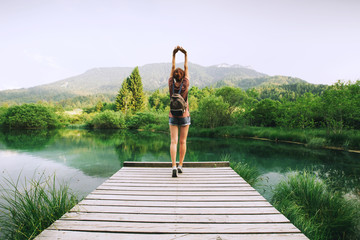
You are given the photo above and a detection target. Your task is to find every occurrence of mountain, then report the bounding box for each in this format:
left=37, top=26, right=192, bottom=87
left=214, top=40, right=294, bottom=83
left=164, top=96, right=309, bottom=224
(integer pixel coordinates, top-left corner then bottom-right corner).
left=0, top=62, right=307, bottom=104
left=215, top=75, right=308, bottom=89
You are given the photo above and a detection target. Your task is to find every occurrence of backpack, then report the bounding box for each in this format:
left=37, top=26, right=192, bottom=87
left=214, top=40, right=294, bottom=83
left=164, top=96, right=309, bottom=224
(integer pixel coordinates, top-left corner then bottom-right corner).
left=170, top=80, right=186, bottom=116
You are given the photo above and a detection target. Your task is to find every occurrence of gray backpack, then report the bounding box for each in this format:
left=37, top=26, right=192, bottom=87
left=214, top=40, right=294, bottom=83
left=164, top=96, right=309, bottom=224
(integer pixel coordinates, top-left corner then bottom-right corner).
left=170, top=80, right=186, bottom=116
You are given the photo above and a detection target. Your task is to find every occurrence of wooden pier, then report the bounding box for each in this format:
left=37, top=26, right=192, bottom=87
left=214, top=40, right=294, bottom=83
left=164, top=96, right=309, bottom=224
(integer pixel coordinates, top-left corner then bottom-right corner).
left=36, top=162, right=308, bottom=239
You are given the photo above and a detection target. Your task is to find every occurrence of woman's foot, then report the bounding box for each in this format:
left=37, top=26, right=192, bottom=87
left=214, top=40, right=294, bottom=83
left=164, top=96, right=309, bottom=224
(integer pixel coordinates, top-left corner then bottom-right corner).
left=178, top=165, right=183, bottom=173
left=172, top=167, right=178, bottom=177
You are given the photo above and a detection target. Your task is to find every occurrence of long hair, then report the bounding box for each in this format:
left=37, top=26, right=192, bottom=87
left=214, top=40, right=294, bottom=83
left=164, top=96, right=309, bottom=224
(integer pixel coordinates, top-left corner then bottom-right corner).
left=173, top=68, right=185, bottom=82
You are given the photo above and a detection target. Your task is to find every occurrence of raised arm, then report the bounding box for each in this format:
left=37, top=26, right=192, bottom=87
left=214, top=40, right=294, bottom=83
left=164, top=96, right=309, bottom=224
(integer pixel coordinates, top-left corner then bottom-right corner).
left=170, top=46, right=179, bottom=78
left=179, top=47, right=189, bottom=79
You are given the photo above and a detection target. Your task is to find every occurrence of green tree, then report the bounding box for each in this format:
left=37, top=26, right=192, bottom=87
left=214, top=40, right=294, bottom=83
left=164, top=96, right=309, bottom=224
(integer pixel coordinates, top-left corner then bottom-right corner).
left=95, top=101, right=103, bottom=112
left=250, top=99, right=280, bottom=127
left=196, top=96, right=231, bottom=128
left=215, top=86, right=248, bottom=114
left=126, top=67, right=145, bottom=112
left=115, top=80, right=133, bottom=113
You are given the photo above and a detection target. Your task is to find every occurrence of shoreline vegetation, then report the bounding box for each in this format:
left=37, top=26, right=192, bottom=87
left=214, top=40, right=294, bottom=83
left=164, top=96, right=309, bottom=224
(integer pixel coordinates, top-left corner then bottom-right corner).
left=1, top=70, right=359, bottom=152
left=0, top=172, right=78, bottom=240
left=271, top=171, right=360, bottom=240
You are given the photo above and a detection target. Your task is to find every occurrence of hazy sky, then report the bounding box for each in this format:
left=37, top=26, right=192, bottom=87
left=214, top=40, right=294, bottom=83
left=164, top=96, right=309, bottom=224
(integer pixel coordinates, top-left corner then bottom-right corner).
left=1, top=0, right=359, bottom=90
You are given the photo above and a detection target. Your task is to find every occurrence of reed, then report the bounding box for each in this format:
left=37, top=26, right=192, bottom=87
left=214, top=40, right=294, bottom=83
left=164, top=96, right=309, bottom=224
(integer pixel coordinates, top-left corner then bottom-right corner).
left=229, top=159, right=261, bottom=186
left=0, top=172, right=78, bottom=240
left=272, top=171, right=360, bottom=240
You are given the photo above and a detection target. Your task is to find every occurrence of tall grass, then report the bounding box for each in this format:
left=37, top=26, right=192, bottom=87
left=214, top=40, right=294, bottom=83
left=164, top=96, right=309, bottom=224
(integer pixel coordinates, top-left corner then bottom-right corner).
left=227, top=156, right=261, bottom=186
left=0, top=172, right=78, bottom=240
left=272, top=171, right=360, bottom=240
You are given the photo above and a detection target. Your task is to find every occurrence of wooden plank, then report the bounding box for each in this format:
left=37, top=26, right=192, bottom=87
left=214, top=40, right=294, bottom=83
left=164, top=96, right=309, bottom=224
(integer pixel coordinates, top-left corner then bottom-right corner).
left=36, top=231, right=309, bottom=240
left=61, top=212, right=290, bottom=223
left=123, top=161, right=230, bottom=167
left=85, top=194, right=266, bottom=202
left=110, top=174, right=242, bottom=179
left=121, top=167, right=234, bottom=171
left=48, top=221, right=300, bottom=233
left=96, top=186, right=256, bottom=191
left=91, top=190, right=259, bottom=196
left=114, top=172, right=239, bottom=176
left=122, top=167, right=232, bottom=170
left=79, top=199, right=272, bottom=207
left=34, top=163, right=308, bottom=240
left=100, top=183, right=251, bottom=187
left=70, top=205, right=280, bottom=214
left=105, top=179, right=247, bottom=184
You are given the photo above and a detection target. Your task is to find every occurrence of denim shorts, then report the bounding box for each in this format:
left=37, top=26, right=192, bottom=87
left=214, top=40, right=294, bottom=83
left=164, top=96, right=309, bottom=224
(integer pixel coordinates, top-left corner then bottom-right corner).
left=169, top=117, right=191, bottom=126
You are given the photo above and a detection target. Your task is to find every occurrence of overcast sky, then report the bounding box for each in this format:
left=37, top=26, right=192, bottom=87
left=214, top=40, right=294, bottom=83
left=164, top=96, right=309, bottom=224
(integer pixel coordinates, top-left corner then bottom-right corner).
left=1, top=0, right=359, bottom=90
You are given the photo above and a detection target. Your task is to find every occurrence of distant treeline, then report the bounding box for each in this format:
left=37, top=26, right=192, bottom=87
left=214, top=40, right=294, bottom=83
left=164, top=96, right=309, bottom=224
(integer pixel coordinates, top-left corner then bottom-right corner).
left=1, top=80, right=359, bottom=132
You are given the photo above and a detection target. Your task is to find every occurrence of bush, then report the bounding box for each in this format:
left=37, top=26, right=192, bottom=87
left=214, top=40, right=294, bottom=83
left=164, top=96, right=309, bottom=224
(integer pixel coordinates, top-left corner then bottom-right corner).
left=272, top=171, right=360, bottom=240
left=0, top=173, right=78, bottom=240
left=126, top=111, right=164, bottom=129
left=2, top=104, right=60, bottom=129
left=88, top=110, right=125, bottom=129
left=195, top=96, right=231, bottom=128
left=0, top=106, right=8, bottom=126
left=250, top=99, right=280, bottom=127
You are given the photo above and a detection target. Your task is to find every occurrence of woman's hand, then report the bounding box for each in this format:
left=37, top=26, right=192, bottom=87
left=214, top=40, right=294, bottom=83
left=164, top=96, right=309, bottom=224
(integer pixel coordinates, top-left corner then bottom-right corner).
left=179, top=46, right=187, bottom=55
left=173, top=46, right=180, bottom=55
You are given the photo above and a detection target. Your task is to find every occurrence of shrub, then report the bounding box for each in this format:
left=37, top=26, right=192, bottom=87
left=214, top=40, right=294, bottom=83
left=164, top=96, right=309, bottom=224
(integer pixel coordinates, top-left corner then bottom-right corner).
left=126, top=111, right=163, bottom=129
left=0, top=173, right=78, bottom=240
left=196, top=96, right=231, bottom=128
left=2, top=104, right=60, bottom=129
left=88, top=110, right=125, bottom=129
left=272, top=171, right=360, bottom=240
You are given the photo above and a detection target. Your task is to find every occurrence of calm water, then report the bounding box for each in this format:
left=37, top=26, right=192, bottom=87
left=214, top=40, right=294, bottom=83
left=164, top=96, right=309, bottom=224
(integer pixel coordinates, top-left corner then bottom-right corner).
left=0, top=129, right=359, bottom=201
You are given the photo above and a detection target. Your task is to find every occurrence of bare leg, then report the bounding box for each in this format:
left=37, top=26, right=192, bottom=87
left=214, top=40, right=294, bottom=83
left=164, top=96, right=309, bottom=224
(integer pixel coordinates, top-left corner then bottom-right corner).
left=169, top=125, right=179, bottom=168
left=179, top=125, right=189, bottom=167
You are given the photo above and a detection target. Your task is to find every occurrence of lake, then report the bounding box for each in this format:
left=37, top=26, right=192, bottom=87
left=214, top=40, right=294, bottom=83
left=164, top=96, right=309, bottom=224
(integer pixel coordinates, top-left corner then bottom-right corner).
left=0, top=129, right=359, bottom=202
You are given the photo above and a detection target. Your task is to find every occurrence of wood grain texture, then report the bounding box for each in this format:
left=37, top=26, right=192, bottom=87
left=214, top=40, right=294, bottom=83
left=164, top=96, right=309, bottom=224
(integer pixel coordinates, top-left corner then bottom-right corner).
left=35, top=163, right=308, bottom=240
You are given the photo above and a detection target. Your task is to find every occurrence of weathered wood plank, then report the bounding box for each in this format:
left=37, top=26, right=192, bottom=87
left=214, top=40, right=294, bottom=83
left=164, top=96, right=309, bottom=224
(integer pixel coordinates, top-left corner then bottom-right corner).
left=85, top=194, right=266, bottom=202
left=114, top=172, right=239, bottom=176
left=90, top=190, right=259, bottom=196
left=110, top=174, right=242, bottom=179
left=120, top=167, right=234, bottom=172
left=36, top=231, right=309, bottom=240
left=123, top=161, right=230, bottom=167
left=70, top=205, right=280, bottom=214
left=105, top=179, right=247, bottom=184
left=48, top=221, right=300, bottom=233
left=79, top=199, right=272, bottom=207
left=100, top=183, right=251, bottom=187
left=34, top=162, right=308, bottom=239
left=61, top=212, right=290, bottom=223
left=96, top=186, right=256, bottom=191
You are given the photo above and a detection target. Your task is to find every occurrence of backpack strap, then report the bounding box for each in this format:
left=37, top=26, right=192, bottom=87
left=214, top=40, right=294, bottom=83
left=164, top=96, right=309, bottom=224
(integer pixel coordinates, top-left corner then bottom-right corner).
left=172, top=79, right=184, bottom=95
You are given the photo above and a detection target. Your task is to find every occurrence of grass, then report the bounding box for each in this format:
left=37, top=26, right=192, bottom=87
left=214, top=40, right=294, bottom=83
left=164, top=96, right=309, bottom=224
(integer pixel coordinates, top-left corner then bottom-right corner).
left=271, top=171, right=360, bottom=240
left=185, top=126, right=360, bottom=150
left=0, top=172, right=79, bottom=240
left=225, top=154, right=261, bottom=186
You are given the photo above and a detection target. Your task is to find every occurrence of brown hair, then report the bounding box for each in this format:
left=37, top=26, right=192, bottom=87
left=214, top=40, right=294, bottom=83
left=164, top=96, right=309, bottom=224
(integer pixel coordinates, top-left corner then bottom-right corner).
left=173, top=68, right=185, bottom=82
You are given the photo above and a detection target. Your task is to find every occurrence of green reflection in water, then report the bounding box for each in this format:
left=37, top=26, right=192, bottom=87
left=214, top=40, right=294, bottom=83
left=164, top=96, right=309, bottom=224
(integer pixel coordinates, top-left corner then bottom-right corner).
left=0, top=129, right=359, bottom=200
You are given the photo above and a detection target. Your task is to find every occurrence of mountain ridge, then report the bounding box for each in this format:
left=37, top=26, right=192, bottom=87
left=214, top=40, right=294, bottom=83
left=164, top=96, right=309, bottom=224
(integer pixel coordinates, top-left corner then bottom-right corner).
left=0, top=62, right=308, bottom=104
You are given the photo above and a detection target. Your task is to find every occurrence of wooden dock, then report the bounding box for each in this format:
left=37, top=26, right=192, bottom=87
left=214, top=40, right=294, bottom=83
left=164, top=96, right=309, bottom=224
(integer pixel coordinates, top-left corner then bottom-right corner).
left=36, top=162, right=308, bottom=240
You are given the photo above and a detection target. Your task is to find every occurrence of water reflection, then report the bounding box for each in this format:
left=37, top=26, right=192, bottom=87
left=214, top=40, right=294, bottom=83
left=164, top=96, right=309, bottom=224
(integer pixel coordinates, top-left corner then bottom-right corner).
left=0, top=129, right=359, bottom=200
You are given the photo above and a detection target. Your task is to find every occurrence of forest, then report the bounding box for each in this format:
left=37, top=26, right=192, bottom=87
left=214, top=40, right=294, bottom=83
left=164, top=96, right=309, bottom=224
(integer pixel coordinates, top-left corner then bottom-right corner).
left=0, top=67, right=359, bottom=149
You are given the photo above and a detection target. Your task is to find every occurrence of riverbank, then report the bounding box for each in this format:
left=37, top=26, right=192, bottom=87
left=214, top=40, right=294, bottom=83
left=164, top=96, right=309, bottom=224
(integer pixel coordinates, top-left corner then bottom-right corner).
left=137, top=123, right=360, bottom=153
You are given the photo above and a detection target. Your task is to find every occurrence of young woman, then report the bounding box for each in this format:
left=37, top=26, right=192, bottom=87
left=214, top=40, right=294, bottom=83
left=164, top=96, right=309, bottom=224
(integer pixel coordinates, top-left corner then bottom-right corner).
left=169, top=46, right=190, bottom=177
